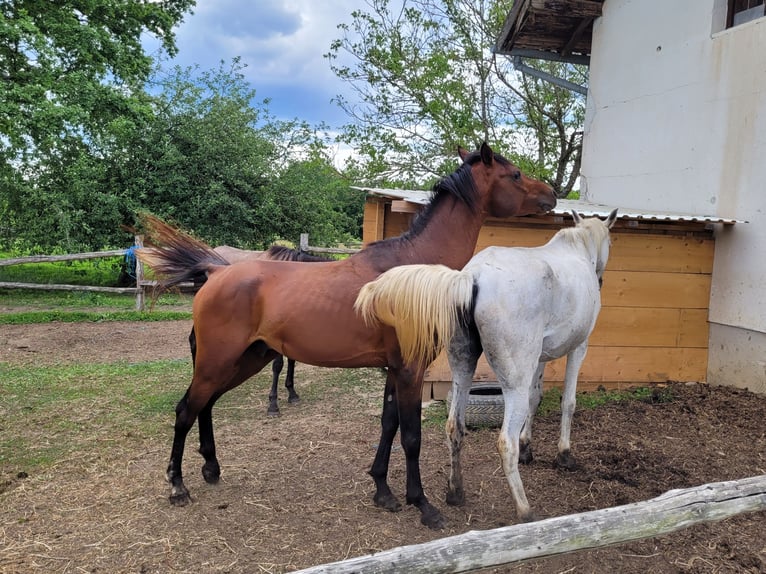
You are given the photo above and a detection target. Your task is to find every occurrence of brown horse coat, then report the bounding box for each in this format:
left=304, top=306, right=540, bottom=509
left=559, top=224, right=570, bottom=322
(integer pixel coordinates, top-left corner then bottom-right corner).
left=138, top=142, right=556, bottom=529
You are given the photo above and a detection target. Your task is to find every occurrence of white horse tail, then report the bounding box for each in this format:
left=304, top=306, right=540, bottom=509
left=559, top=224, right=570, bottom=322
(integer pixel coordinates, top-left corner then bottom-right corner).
left=354, top=264, right=475, bottom=366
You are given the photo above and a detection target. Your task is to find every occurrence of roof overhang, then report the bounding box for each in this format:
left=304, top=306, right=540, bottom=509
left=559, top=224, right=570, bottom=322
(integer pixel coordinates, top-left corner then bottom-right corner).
left=494, top=0, right=605, bottom=65
left=357, top=187, right=744, bottom=226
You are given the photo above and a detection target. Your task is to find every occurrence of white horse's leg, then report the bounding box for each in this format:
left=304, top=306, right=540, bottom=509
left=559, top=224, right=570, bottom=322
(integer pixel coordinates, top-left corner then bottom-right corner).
left=496, top=368, right=536, bottom=522
left=519, top=362, right=545, bottom=464
left=556, top=342, right=588, bottom=470
left=445, top=324, right=482, bottom=506
left=484, top=342, right=539, bottom=522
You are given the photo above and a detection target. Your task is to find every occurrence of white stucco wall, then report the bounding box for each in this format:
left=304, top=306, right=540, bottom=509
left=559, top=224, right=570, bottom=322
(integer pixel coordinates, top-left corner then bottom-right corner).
left=581, top=0, right=766, bottom=391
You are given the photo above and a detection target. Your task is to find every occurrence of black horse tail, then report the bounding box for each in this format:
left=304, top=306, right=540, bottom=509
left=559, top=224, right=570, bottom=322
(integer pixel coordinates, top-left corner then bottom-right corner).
left=264, top=245, right=331, bottom=263
left=136, top=214, right=229, bottom=295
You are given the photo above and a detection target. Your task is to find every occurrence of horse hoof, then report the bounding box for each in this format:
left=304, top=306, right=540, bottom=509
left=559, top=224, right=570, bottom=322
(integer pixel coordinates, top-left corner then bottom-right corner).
left=288, top=396, right=300, bottom=405
left=373, top=492, right=402, bottom=513
left=169, top=487, right=191, bottom=506
left=519, top=443, right=534, bottom=465
left=445, top=489, right=465, bottom=507
left=520, top=511, right=539, bottom=523
left=202, top=462, right=220, bottom=484
left=420, top=505, right=446, bottom=530
left=267, top=409, right=280, bottom=417
left=554, top=450, right=577, bottom=471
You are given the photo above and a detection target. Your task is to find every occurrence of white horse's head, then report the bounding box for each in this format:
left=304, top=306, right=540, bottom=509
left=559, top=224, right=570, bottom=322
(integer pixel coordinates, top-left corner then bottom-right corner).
left=570, top=208, right=618, bottom=281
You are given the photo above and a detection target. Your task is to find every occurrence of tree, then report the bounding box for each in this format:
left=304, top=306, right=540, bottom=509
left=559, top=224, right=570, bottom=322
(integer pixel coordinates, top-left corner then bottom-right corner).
left=100, top=60, right=362, bottom=250
left=269, top=157, right=365, bottom=246
left=327, top=0, right=585, bottom=195
left=0, top=0, right=194, bottom=162
left=0, top=0, right=195, bottom=251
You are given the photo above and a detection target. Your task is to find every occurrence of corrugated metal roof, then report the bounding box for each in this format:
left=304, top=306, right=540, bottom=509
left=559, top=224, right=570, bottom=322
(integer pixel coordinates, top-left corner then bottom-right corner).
left=355, top=187, right=744, bottom=225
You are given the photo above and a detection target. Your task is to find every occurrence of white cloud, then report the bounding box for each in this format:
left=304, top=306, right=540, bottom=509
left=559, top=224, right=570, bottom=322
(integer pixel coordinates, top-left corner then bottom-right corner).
left=156, top=0, right=365, bottom=126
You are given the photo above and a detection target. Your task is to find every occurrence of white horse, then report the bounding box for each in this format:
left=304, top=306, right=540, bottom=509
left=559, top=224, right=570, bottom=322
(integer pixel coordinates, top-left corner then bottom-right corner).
left=355, top=209, right=618, bottom=522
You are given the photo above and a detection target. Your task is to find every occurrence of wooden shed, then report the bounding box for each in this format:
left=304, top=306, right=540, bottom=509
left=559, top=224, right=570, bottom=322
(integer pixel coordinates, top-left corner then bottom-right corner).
left=360, top=189, right=738, bottom=400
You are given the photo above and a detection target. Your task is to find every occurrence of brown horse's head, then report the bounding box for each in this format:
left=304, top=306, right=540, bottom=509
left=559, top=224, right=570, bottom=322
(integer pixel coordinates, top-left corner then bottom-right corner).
left=458, top=142, right=556, bottom=218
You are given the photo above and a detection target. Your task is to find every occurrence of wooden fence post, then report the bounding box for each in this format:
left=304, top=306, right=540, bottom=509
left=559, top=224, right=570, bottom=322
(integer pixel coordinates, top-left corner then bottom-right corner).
left=300, top=233, right=309, bottom=252
left=134, top=235, right=145, bottom=311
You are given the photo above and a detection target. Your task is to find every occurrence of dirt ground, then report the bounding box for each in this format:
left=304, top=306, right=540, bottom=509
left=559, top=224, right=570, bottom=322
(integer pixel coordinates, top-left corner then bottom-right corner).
left=1, top=320, right=766, bottom=573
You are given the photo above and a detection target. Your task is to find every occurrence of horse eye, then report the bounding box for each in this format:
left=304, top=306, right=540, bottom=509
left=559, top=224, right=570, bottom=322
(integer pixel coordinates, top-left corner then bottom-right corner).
left=513, top=170, right=522, bottom=181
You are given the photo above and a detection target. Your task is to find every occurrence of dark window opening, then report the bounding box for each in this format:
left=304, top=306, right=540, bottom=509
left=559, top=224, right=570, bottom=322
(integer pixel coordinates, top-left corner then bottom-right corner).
left=727, top=0, right=766, bottom=27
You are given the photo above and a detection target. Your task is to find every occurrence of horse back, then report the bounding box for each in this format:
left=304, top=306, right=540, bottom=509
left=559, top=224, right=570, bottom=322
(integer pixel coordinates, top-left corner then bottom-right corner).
left=193, top=258, right=389, bottom=368
left=469, top=245, right=602, bottom=360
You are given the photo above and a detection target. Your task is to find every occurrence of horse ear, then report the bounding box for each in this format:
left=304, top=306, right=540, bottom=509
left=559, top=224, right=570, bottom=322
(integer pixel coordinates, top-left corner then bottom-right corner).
left=479, top=142, right=493, bottom=165
left=571, top=210, right=582, bottom=224
left=606, top=208, right=619, bottom=229
left=458, top=147, right=469, bottom=161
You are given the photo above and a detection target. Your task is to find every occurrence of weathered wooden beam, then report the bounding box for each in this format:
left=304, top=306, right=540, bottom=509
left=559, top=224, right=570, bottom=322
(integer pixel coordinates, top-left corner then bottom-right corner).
left=0, top=282, right=139, bottom=294
left=561, top=16, right=595, bottom=56
left=292, top=475, right=766, bottom=574
left=531, top=0, right=603, bottom=19
left=0, top=249, right=126, bottom=266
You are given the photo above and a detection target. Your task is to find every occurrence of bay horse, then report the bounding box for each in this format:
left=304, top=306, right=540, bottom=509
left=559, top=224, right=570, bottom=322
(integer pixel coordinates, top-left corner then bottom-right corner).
left=355, top=209, right=618, bottom=522
left=189, top=245, right=331, bottom=415
left=136, top=142, right=556, bottom=529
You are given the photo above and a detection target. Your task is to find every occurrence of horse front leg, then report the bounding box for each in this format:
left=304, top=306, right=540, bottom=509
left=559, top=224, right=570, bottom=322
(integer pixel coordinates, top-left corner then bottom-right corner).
left=396, top=367, right=445, bottom=530
left=555, top=343, right=588, bottom=471
left=267, top=355, right=284, bottom=416
left=497, top=379, right=536, bottom=522
left=519, top=363, right=545, bottom=465
left=369, top=372, right=402, bottom=513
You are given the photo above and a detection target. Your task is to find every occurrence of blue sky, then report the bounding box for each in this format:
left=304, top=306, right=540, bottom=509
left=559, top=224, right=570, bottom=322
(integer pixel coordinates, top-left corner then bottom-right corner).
left=145, top=0, right=365, bottom=129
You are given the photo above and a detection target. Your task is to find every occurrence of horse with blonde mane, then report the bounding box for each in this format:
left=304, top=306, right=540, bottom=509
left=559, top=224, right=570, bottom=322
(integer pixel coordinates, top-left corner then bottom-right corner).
left=136, top=143, right=556, bottom=529
left=355, top=209, right=618, bottom=522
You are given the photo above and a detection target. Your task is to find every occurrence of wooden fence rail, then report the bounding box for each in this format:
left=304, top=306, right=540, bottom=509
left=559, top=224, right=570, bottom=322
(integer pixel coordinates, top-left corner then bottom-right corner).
left=0, top=234, right=361, bottom=311
left=291, top=474, right=766, bottom=574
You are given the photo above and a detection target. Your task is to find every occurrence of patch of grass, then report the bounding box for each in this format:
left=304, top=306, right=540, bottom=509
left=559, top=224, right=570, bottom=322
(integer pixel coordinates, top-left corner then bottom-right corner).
left=289, top=367, right=385, bottom=416
left=0, top=310, right=191, bottom=324
left=423, top=400, right=448, bottom=428
left=0, top=288, right=188, bottom=309
left=0, top=360, right=193, bottom=473
left=420, top=385, right=673, bottom=429
left=538, top=385, right=671, bottom=416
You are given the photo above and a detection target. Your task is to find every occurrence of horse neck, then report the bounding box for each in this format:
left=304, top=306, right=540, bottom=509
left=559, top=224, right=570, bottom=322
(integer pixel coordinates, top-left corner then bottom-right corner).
left=401, top=195, right=485, bottom=268
left=551, top=227, right=602, bottom=271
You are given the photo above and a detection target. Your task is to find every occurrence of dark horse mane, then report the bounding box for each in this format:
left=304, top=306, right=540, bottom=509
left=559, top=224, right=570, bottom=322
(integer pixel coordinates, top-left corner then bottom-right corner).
left=265, top=245, right=330, bottom=263
left=140, top=148, right=509, bottom=290
left=365, top=150, right=510, bottom=252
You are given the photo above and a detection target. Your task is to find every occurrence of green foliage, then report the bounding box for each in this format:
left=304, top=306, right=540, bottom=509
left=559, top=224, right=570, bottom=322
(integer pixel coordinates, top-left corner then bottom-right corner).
left=327, top=0, right=586, bottom=193
left=1, top=50, right=365, bottom=251
left=0, top=0, right=194, bottom=251
left=0, top=256, right=126, bottom=286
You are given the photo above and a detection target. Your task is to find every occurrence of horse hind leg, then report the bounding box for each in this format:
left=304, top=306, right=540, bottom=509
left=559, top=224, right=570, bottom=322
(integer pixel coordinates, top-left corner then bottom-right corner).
left=168, top=341, right=276, bottom=505
left=497, top=379, right=537, bottom=522
left=445, top=322, right=482, bottom=507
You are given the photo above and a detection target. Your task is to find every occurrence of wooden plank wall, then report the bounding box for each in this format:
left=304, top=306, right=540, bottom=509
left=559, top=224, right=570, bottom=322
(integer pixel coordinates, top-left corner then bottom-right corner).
left=361, top=199, right=715, bottom=400
left=425, top=220, right=715, bottom=399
